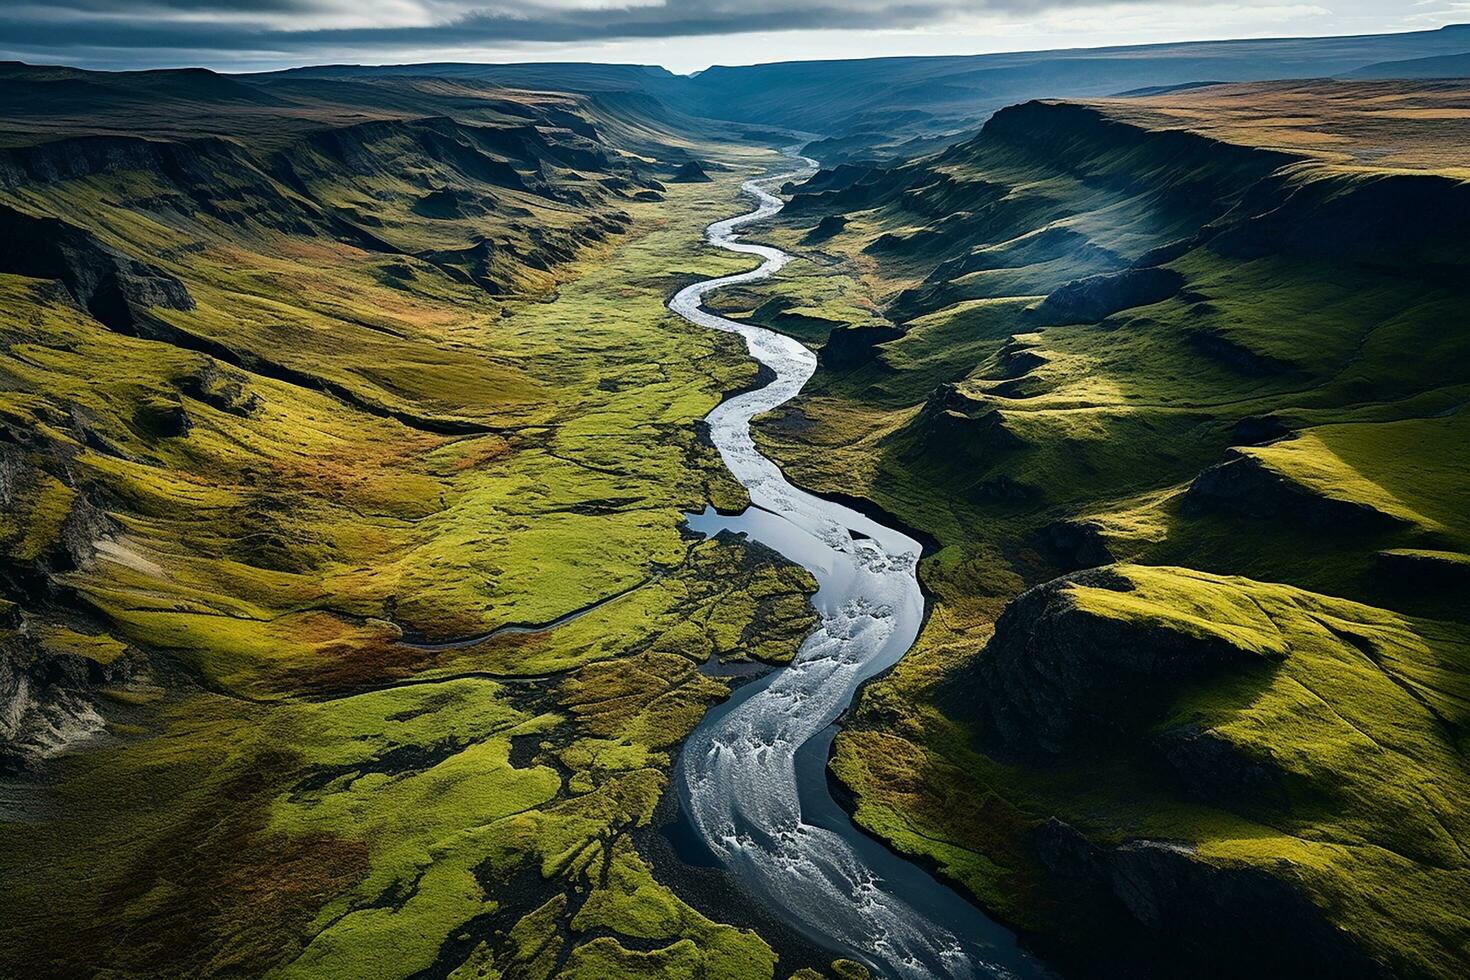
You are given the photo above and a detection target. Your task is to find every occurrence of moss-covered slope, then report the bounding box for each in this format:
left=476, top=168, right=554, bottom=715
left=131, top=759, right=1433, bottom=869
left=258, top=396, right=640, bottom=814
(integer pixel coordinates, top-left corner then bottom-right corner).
left=0, top=68, right=831, bottom=979
left=746, top=79, right=1470, bottom=978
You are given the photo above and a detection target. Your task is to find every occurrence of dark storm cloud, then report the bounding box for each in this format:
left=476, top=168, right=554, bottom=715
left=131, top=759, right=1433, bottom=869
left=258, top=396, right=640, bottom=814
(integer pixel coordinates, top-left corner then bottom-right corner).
left=0, top=0, right=1042, bottom=65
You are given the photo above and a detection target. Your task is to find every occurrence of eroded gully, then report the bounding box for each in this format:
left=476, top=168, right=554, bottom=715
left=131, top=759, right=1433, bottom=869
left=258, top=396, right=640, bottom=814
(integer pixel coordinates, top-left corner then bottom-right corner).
left=670, top=156, right=1051, bottom=979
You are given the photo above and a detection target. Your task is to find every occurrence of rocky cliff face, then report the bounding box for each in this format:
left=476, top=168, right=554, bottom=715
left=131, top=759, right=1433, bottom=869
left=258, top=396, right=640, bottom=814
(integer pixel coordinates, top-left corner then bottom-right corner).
left=1030, top=267, right=1184, bottom=325
left=1183, top=450, right=1409, bottom=532
left=934, top=559, right=1469, bottom=978
left=954, top=566, right=1285, bottom=756
left=1034, top=819, right=1390, bottom=980
left=0, top=433, right=149, bottom=771
left=0, top=203, right=194, bottom=334
left=817, top=324, right=905, bottom=368
left=1212, top=166, right=1470, bottom=267
left=0, top=621, right=139, bottom=772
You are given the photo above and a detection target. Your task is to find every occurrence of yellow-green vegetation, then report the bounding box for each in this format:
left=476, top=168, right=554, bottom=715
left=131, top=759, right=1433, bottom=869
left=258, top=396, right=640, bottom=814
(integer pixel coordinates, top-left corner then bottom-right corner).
left=833, top=565, right=1470, bottom=977
left=0, top=67, right=824, bottom=978
left=5, top=55, right=1468, bottom=979
left=1244, top=416, right=1470, bottom=538
left=747, top=80, right=1470, bottom=976
left=704, top=257, right=891, bottom=347
left=1090, top=78, right=1470, bottom=176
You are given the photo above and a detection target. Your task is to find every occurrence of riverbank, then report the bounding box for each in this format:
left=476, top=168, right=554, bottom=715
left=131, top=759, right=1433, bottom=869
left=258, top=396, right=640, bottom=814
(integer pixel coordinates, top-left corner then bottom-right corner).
left=668, top=157, right=1048, bottom=980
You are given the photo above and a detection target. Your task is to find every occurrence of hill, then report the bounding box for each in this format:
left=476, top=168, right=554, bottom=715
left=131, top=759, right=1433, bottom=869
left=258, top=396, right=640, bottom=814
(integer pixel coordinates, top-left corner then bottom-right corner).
left=1345, top=50, right=1470, bottom=79
left=0, top=63, right=829, bottom=979
left=242, top=24, right=1470, bottom=161
left=3, top=40, right=1470, bottom=979
left=743, top=78, right=1470, bottom=978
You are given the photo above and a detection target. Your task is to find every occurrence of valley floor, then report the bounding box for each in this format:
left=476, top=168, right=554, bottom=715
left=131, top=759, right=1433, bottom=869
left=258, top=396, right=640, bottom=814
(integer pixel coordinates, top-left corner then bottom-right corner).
left=0, top=86, right=850, bottom=977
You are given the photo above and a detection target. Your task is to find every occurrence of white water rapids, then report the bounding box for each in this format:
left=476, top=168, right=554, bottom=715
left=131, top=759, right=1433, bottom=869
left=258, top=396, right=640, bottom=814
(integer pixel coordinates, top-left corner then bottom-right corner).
left=670, top=157, right=1049, bottom=979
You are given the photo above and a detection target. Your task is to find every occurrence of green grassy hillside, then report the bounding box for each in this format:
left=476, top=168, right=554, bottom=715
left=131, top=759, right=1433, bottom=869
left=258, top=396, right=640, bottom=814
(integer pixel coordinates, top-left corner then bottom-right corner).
left=742, top=79, right=1470, bottom=978
left=0, top=68, right=838, bottom=979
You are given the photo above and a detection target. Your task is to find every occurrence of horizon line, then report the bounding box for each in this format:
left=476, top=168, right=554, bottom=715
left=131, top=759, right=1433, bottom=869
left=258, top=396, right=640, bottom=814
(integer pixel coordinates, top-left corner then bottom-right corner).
left=3, top=20, right=1463, bottom=79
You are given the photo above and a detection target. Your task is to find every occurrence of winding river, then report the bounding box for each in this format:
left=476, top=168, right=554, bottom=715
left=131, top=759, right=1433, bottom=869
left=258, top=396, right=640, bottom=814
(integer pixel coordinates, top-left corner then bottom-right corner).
left=670, top=157, right=1050, bottom=979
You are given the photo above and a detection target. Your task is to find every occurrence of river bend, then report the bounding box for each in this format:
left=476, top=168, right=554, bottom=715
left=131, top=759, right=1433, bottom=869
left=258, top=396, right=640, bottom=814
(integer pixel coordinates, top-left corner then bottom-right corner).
left=670, top=157, right=1048, bottom=980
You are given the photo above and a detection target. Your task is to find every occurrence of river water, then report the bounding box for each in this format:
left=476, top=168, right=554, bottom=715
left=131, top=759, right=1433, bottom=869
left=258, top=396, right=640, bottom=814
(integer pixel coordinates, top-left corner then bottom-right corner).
left=669, top=158, right=1050, bottom=979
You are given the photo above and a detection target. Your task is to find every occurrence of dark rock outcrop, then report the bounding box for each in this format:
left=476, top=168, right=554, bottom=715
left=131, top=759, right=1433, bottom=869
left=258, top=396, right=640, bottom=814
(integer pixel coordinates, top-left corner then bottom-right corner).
left=784, top=164, right=890, bottom=215
left=787, top=163, right=875, bottom=197
left=1152, top=723, right=1290, bottom=811
left=1035, top=818, right=1389, bottom=980
left=668, top=160, right=712, bottom=183
left=411, top=187, right=491, bottom=219
left=176, top=361, right=260, bottom=417
left=899, top=384, right=1025, bottom=465
left=802, top=214, right=847, bottom=243
left=0, top=202, right=194, bottom=334
left=1229, top=414, right=1291, bottom=446
left=0, top=624, right=136, bottom=773
left=57, top=490, right=120, bottom=571
left=414, top=238, right=508, bottom=295
left=133, top=396, right=191, bottom=438
left=1183, top=450, right=1407, bottom=532
left=984, top=338, right=1048, bottom=381
left=985, top=375, right=1052, bottom=399
left=818, top=324, right=904, bottom=369
left=1036, top=519, right=1114, bottom=572
left=955, top=567, right=1284, bottom=755
left=982, top=337, right=1053, bottom=397
left=1031, top=266, right=1184, bottom=325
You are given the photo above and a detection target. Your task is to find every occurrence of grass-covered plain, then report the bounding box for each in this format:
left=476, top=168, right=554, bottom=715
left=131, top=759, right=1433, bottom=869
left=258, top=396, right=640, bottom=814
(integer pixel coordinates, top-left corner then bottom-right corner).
left=738, top=80, right=1470, bottom=977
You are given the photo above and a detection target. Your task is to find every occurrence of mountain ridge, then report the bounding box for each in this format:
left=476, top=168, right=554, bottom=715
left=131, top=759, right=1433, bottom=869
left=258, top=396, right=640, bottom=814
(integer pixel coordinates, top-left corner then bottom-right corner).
left=739, top=77, right=1470, bottom=979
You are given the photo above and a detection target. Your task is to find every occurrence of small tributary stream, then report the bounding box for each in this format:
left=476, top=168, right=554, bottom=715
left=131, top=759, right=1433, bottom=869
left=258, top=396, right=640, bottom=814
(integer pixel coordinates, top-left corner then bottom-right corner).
left=669, top=156, right=1051, bottom=979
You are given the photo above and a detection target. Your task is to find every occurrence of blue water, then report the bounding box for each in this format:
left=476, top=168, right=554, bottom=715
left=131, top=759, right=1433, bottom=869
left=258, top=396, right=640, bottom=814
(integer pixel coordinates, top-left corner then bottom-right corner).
left=669, top=159, right=1052, bottom=980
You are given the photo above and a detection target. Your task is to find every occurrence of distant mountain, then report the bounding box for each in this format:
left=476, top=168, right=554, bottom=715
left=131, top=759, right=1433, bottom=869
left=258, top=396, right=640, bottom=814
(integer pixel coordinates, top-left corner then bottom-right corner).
left=0, top=59, right=727, bottom=156
left=260, top=60, right=686, bottom=97
left=681, top=23, right=1470, bottom=151
left=1344, top=49, right=1470, bottom=78
left=243, top=25, right=1470, bottom=159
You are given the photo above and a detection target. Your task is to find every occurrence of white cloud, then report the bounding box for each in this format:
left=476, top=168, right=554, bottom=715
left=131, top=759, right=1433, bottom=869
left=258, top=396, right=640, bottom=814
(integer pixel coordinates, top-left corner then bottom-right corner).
left=0, top=0, right=1455, bottom=71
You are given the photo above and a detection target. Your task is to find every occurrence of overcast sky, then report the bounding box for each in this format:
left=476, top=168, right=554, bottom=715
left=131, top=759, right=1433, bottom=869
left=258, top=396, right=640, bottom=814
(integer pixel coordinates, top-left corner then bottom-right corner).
left=1, top=1, right=1464, bottom=74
